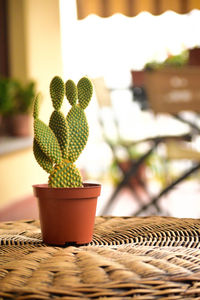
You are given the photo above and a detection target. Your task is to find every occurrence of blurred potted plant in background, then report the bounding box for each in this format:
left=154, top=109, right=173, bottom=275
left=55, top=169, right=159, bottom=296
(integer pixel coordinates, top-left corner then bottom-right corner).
left=0, top=77, right=36, bottom=137
left=131, top=51, right=188, bottom=111
left=188, top=46, right=200, bottom=66
left=145, top=50, right=189, bottom=71
left=131, top=50, right=188, bottom=89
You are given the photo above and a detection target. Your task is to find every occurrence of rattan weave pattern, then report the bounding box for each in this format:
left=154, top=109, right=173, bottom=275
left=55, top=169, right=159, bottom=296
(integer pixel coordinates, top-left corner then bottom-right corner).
left=0, top=216, right=200, bottom=299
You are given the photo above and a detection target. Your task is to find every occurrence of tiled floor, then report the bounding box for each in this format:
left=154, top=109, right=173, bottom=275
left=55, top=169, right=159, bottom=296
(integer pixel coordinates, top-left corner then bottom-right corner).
left=0, top=179, right=199, bottom=222
left=0, top=196, right=39, bottom=222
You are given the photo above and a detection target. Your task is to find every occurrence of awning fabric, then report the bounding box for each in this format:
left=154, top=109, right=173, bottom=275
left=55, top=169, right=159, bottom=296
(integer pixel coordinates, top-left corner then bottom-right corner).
left=76, top=0, right=200, bottom=20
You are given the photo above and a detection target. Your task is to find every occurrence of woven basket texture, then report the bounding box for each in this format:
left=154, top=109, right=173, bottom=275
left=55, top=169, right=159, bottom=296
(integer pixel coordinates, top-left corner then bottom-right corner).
left=1, top=216, right=200, bottom=299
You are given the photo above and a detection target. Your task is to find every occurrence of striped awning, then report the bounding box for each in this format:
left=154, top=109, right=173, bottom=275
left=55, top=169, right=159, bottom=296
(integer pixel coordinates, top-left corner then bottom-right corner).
left=76, top=0, right=200, bottom=20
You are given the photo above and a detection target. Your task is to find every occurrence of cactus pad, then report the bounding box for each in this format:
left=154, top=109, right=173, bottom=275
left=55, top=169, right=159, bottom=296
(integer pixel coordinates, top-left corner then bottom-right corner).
left=77, top=77, right=93, bottom=109
left=67, top=105, right=89, bottom=162
left=33, top=75, right=93, bottom=188
left=50, top=76, right=65, bottom=110
left=65, top=79, right=78, bottom=106
left=34, top=118, right=62, bottom=164
left=33, top=94, right=40, bottom=119
left=33, top=139, right=54, bottom=174
left=48, top=161, right=83, bottom=188
left=49, top=111, right=69, bottom=159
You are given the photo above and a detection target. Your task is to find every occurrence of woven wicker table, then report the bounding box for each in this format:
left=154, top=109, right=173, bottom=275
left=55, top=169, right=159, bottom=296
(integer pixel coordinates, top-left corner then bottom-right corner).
left=1, top=216, right=200, bottom=299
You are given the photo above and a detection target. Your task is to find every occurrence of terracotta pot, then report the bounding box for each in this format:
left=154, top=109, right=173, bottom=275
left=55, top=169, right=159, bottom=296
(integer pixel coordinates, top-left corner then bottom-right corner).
left=131, top=70, right=145, bottom=87
left=3, top=114, right=31, bottom=137
left=119, top=160, right=146, bottom=190
left=189, top=48, right=200, bottom=66
left=33, top=183, right=101, bottom=246
left=0, top=115, right=3, bottom=136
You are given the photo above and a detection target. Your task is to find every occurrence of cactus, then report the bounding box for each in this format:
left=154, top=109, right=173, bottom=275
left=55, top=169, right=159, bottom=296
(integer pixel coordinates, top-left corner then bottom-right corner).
left=33, top=76, right=93, bottom=188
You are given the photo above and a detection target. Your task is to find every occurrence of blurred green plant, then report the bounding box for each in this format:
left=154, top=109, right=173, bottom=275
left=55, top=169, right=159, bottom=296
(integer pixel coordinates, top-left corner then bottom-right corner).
left=145, top=50, right=189, bottom=71
left=0, top=77, right=36, bottom=116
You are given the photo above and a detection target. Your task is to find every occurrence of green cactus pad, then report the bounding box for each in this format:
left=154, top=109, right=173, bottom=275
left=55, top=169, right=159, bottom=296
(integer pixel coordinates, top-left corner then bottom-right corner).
left=48, top=160, right=83, bottom=188
left=33, top=75, right=93, bottom=188
left=34, top=118, right=62, bottom=164
left=33, top=94, right=40, bottom=119
left=67, top=105, right=89, bottom=162
left=49, top=110, right=69, bottom=159
left=77, top=77, right=93, bottom=109
left=65, top=79, right=78, bottom=106
left=33, top=139, right=54, bottom=173
left=50, top=76, right=65, bottom=110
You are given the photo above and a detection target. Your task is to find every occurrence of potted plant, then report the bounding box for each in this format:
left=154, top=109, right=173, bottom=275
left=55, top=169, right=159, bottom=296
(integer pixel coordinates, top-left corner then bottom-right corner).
left=131, top=70, right=145, bottom=87
left=32, top=76, right=101, bottom=246
left=189, top=47, right=200, bottom=65
left=0, top=77, right=36, bottom=136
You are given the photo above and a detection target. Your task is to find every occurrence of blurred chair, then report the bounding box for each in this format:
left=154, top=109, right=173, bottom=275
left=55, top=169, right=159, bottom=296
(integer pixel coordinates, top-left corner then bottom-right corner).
left=131, top=70, right=149, bottom=110
left=92, top=77, right=194, bottom=216
left=133, top=66, right=200, bottom=215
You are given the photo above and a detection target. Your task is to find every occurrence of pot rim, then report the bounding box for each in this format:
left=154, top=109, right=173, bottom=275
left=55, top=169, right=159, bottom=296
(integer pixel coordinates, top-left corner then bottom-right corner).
left=33, top=183, right=101, bottom=190
left=33, top=183, right=101, bottom=199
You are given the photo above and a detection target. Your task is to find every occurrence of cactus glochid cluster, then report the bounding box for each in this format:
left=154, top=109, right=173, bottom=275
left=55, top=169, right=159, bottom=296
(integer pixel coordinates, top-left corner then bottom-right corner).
left=33, top=76, right=93, bottom=188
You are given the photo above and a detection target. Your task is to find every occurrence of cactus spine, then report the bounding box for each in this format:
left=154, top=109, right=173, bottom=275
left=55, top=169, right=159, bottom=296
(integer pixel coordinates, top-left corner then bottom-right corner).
left=33, top=76, right=93, bottom=188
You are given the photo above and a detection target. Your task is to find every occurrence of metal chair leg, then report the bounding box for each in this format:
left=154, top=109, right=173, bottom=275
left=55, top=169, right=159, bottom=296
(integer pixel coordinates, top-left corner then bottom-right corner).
left=100, top=140, right=160, bottom=215
left=133, top=162, right=200, bottom=216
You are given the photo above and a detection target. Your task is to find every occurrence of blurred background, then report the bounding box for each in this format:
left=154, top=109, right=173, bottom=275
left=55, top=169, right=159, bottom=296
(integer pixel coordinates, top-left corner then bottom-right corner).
left=1, top=0, right=200, bottom=221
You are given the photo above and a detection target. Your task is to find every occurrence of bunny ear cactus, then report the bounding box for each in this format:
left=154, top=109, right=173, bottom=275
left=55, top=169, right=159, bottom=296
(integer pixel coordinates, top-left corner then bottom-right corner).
left=33, top=76, right=93, bottom=188
left=65, top=77, right=93, bottom=163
